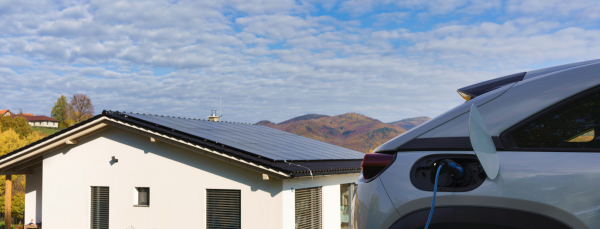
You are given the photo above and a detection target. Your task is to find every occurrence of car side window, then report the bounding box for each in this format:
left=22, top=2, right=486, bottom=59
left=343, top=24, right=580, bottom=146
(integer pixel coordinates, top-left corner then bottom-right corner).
left=511, top=91, right=600, bottom=149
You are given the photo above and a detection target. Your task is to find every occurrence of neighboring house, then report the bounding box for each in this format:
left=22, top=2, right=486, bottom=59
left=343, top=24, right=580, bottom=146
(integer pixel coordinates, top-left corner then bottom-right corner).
left=12, top=114, right=59, bottom=128
left=0, top=109, right=12, bottom=116
left=0, top=110, right=363, bottom=229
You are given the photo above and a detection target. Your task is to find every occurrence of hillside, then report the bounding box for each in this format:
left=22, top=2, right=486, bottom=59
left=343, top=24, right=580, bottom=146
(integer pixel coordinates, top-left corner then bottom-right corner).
left=32, top=126, right=63, bottom=135
left=258, top=113, right=408, bottom=153
left=279, top=114, right=329, bottom=125
left=388, top=116, right=431, bottom=130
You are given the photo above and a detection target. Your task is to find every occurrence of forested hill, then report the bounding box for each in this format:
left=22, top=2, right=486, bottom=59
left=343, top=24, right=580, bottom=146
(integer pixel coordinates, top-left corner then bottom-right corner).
left=257, top=113, right=422, bottom=153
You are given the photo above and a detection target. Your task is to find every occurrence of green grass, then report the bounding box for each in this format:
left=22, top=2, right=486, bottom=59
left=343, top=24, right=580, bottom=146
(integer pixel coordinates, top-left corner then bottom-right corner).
left=0, top=220, right=24, bottom=229
left=32, top=126, right=63, bottom=135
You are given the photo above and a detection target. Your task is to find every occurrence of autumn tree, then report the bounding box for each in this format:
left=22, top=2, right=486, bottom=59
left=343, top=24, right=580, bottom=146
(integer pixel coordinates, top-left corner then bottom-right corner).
left=0, top=116, right=33, bottom=139
left=68, top=93, right=95, bottom=125
left=0, top=179, right=26, bottom=223
left=0, top=128, right=43, bottom=156
left=51, top=95, right=69, bottom=127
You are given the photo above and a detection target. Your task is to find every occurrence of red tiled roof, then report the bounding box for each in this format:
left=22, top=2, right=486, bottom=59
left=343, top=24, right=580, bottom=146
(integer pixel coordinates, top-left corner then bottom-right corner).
left=0, top=110, right=11, bottom=115
left=12, top=115, right=59, bottom=122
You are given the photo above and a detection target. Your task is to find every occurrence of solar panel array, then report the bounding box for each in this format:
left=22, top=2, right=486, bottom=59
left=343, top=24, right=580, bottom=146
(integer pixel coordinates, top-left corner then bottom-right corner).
left=125, top=113, right=365, bottom=161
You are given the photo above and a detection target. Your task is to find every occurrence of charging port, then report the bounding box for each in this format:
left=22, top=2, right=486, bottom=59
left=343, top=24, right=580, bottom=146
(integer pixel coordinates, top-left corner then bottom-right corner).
left=410, top=154, right=487, bottom=192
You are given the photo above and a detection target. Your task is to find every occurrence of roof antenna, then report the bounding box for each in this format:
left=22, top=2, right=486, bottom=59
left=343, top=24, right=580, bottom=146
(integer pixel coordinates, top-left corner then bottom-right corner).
left=208, top=98, right=223, bottom=122
left=96, top=92, right=106, bottom=111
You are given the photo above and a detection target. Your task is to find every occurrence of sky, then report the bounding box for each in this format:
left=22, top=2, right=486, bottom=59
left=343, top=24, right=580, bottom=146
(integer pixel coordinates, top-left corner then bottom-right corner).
left=1, top=0, right=599, bottom=124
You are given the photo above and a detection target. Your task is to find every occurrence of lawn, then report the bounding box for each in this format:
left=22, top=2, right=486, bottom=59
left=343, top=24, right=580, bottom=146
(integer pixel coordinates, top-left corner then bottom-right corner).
left=0, top=221, right=24, bottom=229
left=32, top=126, right=63, bottom=135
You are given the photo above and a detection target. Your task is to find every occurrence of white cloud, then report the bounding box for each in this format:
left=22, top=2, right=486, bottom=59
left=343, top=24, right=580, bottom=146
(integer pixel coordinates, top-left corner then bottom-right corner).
left=0, top=56, right=32, bottom=68
left=506, top=0, right=600, bottom=20
left=236, top=15, right=321, bottom=40
left=0, top=0, right=599, bottom=125
left=372, top=12, right=410, bottom=26
left=396, top=21, right=600, bottom=70
left=339, top=0, right=501, bottom=16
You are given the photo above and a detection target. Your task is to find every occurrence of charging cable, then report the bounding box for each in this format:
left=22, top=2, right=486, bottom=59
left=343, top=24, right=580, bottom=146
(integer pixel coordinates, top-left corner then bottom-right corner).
left=425, top=165, right=443, bottom=229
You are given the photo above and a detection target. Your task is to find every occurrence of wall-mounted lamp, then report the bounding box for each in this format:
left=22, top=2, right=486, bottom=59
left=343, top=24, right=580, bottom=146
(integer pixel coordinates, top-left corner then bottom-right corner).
left=111, top=156, right=118, bottom=163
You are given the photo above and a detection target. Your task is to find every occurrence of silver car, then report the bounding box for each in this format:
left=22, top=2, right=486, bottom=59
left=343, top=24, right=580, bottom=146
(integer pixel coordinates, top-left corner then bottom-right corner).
left=353, top=59, right=600, bottom=229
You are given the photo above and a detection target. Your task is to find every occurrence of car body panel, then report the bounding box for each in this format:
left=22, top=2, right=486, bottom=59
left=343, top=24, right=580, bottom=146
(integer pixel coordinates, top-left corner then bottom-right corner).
left=353, top=176, right=400, bottom=229
left=378, top=151, right=600, bottom=228
left=523, top=59, right=600, bottom=80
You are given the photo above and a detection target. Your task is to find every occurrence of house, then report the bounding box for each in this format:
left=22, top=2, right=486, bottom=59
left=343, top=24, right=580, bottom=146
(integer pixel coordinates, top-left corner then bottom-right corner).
left=0, top=109, right=12, bottom=116
left=11, top=114, right=59, bottom=128
left=0, top=110, right=363, bottom=229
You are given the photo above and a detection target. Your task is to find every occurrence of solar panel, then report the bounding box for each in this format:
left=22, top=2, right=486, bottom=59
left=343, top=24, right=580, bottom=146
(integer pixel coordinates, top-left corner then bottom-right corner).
left=124, top=113, right=364, bottom=161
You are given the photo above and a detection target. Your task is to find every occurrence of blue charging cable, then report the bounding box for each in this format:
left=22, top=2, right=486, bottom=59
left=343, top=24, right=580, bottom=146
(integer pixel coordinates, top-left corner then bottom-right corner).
left=424, top=165, right=443, bottom=229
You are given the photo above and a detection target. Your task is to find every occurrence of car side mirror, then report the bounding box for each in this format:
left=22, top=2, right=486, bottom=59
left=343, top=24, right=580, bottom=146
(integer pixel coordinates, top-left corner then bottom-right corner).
left=468, top=104, right=499, bottom=180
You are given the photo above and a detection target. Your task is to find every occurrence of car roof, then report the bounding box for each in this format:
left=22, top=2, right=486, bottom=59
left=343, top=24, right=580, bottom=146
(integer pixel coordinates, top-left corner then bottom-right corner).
left=375, top=60, right=600, bottom=153
left=523, top=59, right=600, bottom=80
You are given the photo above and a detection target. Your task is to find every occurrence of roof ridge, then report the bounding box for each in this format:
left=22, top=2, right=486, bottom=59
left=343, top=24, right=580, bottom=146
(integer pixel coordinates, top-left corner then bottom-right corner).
left=102, top=110, right=255, bottom=125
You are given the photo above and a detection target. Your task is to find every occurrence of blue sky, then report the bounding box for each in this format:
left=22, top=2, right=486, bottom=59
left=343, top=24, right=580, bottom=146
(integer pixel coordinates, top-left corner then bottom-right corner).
left=1, top=0, right=599, bottom=123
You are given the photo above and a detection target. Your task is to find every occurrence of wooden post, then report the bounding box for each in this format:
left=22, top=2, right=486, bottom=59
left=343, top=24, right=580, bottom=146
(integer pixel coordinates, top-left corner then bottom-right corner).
left=5, top=175, right=11, bottom=228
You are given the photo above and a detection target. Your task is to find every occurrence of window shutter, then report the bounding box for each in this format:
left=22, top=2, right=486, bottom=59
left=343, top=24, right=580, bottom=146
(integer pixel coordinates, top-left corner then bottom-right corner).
left=90, top=186, right=109, bottom=229
left=295, top=187, right=322, bottom=229
left=207, top=189, right=241, bottom=229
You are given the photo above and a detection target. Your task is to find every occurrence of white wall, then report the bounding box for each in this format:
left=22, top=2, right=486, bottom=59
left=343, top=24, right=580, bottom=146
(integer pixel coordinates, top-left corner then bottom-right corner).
left=282, top=173, right=359, bottom=229
left=323, top=184, right=342, bottom=229
left=25, top=167, right=43, bottom=224
left=28, top=121, right=58, bottom=127
left=41, top=127, right=283, bottom=229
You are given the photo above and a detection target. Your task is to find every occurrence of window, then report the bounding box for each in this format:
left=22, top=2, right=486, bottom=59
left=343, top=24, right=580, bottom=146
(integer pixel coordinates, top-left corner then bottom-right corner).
left=340, top=183, right=355, bottom=228
left=90, top=186, right=109, bottom=229
left=295, top=187, right=322, bottom=229
left=510, top=91, right=600, bottom=149
left=207, top=189, right=241, bottom=229
left=135, top=187, right=150, bottom=206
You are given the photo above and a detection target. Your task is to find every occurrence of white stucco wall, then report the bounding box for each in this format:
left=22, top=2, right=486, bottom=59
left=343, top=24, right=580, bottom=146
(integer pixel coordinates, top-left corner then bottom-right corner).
left=41, top=127, right=283, bottom=229
left=323, top=184, right=342, bottom=229
left=282, top=173, right=359, bottom=229
left=28, top=121, right=58, bottom=127
left=25, top=167, right=43, bottom=224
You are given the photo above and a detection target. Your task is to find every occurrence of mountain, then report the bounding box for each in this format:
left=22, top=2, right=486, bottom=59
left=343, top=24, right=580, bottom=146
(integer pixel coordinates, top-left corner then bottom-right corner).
left=279, top=114, right=329, bottom=125
left=255, top=120, right=276, bottom=126
left=388, top=116, right=431, bottom=130
left=257, top=113, right=408, bottom=153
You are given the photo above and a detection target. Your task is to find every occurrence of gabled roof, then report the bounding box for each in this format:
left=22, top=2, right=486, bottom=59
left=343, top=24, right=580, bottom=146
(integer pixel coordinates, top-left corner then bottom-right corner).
left=0, top=110, right=11, bottom=115
left=12, top=115, right=58, bottom=122
left=122, top=112, right=363, bottom=161
left=0, top=110, right=363, bottom=178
